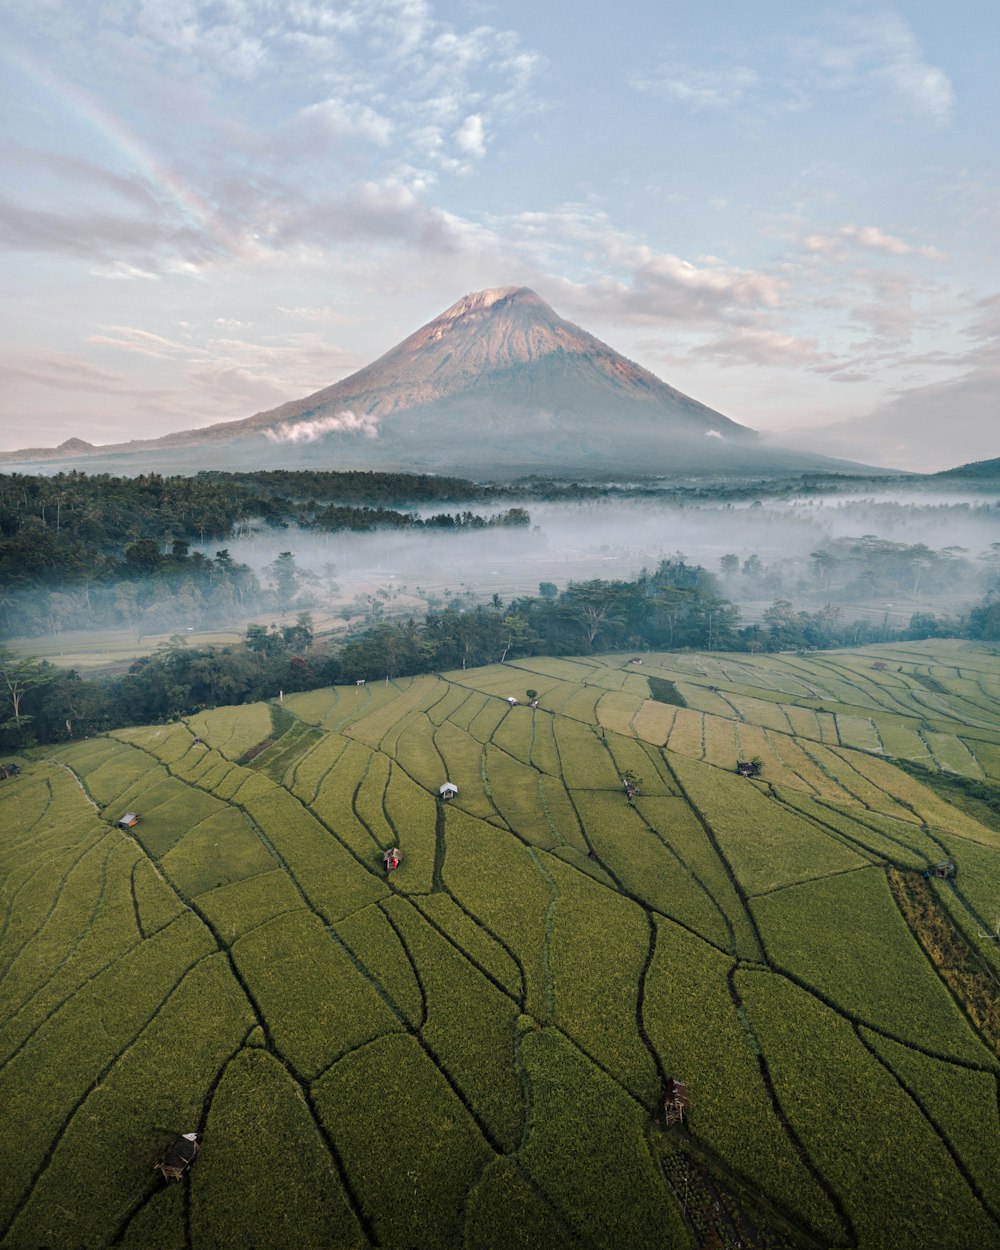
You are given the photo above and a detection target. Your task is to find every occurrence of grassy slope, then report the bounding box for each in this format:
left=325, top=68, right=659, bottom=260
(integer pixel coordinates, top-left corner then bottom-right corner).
left=1, top=641, right=999, bottom=1249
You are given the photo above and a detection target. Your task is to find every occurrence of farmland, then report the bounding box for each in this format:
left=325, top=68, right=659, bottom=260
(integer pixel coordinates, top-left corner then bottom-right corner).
left=1, top=639, right=999, bottom=1248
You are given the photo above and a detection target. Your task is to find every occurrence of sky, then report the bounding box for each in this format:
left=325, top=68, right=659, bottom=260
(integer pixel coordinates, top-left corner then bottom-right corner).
left=1, top=0, right=998, bottom=469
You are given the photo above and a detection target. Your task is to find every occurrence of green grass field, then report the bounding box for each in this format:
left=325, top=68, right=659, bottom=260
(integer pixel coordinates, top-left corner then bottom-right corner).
left=1, top=640, right=999, bottom=1249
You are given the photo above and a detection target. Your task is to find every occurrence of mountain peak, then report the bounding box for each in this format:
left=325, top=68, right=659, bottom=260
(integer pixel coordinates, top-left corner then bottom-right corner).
left=438, top=286, right=537, bottom=321
left=10, top=285, right=868, bottom=478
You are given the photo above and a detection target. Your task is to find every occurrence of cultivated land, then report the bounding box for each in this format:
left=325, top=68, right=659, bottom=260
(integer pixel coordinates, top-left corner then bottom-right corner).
left=1, top=639, right=999, bottom=1249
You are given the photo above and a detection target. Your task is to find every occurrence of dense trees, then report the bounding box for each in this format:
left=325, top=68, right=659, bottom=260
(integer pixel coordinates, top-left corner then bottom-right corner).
left=0, top=471, right=531, bottom=638
left=3, top=578, right=999, bottom=753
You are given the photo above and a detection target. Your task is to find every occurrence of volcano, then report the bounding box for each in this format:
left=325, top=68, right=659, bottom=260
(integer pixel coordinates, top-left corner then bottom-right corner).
left=2, top=287, right=867, bottom=477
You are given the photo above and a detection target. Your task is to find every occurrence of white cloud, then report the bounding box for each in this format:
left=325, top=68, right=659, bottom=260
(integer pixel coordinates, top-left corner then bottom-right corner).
left=87, top=325, right=194, bottom=357
left=550, top=252, right=783, bottom=328
left=278, top=305, right=351, bottom=323
left=689, top=327, right=829, bottom=369
left=89, top=261, right=160, bottom=280
left=802, top=223, right=945, bottom=261
left=296, top=98, right=394, bottom=145
left=454, top=114, right=486, bottom=159
left=264, top=410, right=379, bottom=443
left=630, top=63, right=759, bottom=110
left=800, top=12, right=955, bottom=125
left=633, top=13, right=955, bottom=126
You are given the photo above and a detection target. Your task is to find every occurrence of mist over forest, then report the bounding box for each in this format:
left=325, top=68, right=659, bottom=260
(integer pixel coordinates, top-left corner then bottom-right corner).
left=197, top=490, right=1000, bottom=631
left=2, top=470, right=999, bottom=650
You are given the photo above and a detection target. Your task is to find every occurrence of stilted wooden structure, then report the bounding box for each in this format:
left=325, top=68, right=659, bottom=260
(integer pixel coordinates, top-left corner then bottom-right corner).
left=155, top=1133, right=199, bottom=1181
left=663, top=1078, right=689, bottom=1125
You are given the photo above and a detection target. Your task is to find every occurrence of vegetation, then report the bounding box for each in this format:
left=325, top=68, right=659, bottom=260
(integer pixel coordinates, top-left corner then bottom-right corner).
left=0, top=470, right=528, bottom=637
left=2, top=640, right=1000, bottom=1247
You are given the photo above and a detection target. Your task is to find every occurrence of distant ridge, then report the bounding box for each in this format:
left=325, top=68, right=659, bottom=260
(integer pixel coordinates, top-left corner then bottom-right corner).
left=2, top=287, right=873, bottom=477
left=933, top=455, right=1000, bottom=478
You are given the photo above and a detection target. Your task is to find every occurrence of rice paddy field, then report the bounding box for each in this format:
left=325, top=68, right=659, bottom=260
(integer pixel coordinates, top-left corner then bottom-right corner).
left=1, top=638, right=999, bottom=1249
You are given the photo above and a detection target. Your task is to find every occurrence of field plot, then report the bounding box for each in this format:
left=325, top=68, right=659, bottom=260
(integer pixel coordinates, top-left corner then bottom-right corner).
left=594, top=689, right=644, bottom=736
left=751, top=868, right=991, bottom=1064
left=739, top=970, right=999, bottom=1250
left=187, top=702, right=271, bottom=761
left=552, top=718, right=622, bottom=790
left=668, top=753, right=867, bottom=895
left=3, top=640, right=1000, bottom=1249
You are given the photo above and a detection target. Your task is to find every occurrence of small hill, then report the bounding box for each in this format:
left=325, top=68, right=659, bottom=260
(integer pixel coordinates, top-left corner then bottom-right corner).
left=933, top=454, right=1000, bottom=479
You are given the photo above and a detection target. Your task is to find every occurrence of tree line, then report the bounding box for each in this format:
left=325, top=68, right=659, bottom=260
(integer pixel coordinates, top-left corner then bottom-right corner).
left=3, top=558, right=998, bottom=751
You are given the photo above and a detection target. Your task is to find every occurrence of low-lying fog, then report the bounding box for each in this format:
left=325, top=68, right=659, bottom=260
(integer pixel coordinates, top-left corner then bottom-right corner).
left=197, top=490, right=1000, bottom=626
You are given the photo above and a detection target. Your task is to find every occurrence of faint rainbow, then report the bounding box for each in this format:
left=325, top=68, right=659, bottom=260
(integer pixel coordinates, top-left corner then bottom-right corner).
left=5, top=45, right=226, bottom=246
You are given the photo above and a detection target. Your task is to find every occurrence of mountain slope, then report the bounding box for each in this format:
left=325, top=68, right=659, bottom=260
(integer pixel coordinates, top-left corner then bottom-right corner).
left=2, top=287, right=871, bottom=477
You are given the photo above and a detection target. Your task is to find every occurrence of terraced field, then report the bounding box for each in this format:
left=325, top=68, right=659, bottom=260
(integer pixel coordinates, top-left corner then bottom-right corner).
left=1, top=640, right=999, bottom=1249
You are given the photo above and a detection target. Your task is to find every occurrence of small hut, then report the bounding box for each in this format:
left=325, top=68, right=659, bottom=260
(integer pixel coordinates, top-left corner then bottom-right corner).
left=439, top=782, right=459, bottom=801
left=355, top=678, right=366, bottom=687
left=871, top=661, right=888, bottom=672
left=155, top=1133, right=199, bottom=1182
left=736, top=760, right=761, bottom=779
left=663, top=1078, right=689, bottom=1125
left=118, top=812, right=140, bottom=830
left=507, top=696, right=519, bottom=705
left=0, top=763, right=21, bottom=781
left=528, top=699, right=539, bottom=710
left=926, top=860, right=956, bottom=880
left=629, top=657, right=643, bottom=665
left=383, top=847, right=402, bottom=873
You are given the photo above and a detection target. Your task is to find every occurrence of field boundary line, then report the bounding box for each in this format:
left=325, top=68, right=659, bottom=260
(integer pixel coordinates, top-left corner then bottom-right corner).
left=0, top=950, right=219, bottom=1244
left=630, top=794, right=737, bottom=954
left=855, top=1025, right=1000, bottom=1230
left=377, top=899, right=427, bottom=1029
left=0, top=839, right=119, bottom=1035
left=659, top=753, right=766, bottom=964
left=0, top=826, right=112, bottom=984
left=527, top=847, right=558, bottom=1023
left=730, top=966, right=856, bottom=1248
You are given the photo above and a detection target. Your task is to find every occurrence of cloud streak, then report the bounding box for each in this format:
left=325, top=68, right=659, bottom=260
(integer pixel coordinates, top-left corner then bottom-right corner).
left=264, top=410, right=379, bottom=443
left=802, top=223, right=945, bottom=261
left=633, top=12, right=955, bottom=126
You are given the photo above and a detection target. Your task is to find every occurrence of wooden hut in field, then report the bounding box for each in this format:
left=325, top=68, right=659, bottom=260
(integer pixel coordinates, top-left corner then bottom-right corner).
left=117, top=812, right=140, bottom=830
left=663, top=1078, right=689, bottom=1124
left=155, top=1133, right=199, bottom=1181
left=439, top=782, right=458, bottom=801
left=736, top=760, right=761, bottom=778
left=0, top=763, right=21, bottom=780
left=383, top=847, right=402, bottom=873
left=926, top=860, right=956, bottom=880
left=871, top=661, right=888, bottom=671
